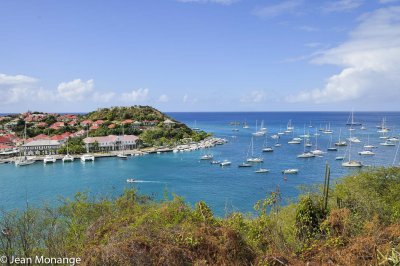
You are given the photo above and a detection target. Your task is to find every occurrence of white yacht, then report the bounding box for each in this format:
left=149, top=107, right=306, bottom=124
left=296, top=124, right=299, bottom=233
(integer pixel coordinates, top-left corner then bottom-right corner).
left=15, top=157, right=35, bottom=166
left=246, top=137, right=264, bottom=163
left=255, top=168, right=269, bottom=173
left=311, top=132, right=324, bottom=155
left=44, top=155, right=56, bottom=164
left=62, top=154, right=74, bottom=162
left=342, top=161, right=363, bottom=167
left=220, top=160, right=231, bottom=166
left=342, top=141, right=363, bottom=168
left=297, top=152, right=315, bottom=158
left=62, top=140, right=74, bottom=162
left=323, top=123, right=333, bottom=134
left=358, top=150, right=375, bottom=156
left=117, top=154, right=128, bottom=159
left=15, top=123, right=35, bottom=166
left=81, top=154, right=95, bottom=162
left=200, top=154, right=213, bottom=160
left=282, top=169, right=298, bottom=174
left=262, top=135, right=273, bottom=152
left=380, top=141, right=396, bottom=146
left=288, top=139, right=301, bottom=144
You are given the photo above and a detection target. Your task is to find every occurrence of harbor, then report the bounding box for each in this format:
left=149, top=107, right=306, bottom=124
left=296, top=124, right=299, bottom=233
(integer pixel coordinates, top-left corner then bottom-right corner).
left=1, top=111, right=400, bottom=216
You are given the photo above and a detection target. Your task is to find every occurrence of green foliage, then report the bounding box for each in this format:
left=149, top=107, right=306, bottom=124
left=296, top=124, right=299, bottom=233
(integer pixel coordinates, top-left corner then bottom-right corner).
left=294, top=196, right=326, bottom=243
left=58, top=137, right=86, bottom=154
left=332, top=167, right=400, bottom=225
left=1, top=167, right=400, bottom=265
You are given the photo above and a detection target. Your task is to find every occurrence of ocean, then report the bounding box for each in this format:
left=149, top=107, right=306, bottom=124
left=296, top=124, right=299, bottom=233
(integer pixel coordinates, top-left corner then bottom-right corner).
left=1, top=112, right=399, bottom=216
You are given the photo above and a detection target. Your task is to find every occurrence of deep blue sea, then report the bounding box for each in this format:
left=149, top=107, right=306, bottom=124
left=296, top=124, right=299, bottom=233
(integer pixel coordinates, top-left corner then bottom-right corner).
left=1, top=112, right=400, bottom=216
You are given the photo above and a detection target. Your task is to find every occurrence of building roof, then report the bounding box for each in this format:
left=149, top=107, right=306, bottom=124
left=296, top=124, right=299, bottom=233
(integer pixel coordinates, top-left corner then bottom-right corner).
left=23, top=140, right=61, bottom=147
left=84, top=135, right=139, bottom=144
left=0, top=136, right=12, bottom=144
left=0, top=144, right=13, bottom=150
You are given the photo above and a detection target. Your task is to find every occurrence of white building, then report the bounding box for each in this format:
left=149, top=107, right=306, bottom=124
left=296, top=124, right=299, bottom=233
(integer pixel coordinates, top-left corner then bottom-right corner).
left=22, top=140, right=62, bottom=155
left=83, top=135, right=139, bottom=152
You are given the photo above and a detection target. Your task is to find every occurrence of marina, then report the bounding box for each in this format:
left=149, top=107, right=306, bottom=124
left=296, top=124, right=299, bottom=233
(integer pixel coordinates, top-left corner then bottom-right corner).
left=1, top=111, right=400, bottom=216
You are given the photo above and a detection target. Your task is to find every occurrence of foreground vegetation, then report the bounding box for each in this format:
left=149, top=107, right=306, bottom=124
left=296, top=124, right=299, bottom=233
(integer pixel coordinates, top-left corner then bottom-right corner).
left=1, top=167, right=400, bottom=265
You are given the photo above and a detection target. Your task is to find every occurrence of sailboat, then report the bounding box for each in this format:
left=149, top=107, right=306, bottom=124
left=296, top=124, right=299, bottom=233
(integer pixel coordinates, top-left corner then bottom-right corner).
left=262, top=135, right=273, bottom=152
left=117, top=126, right=128, bottom=159
left=327, top=135, right=338, bottom=151
left=81, top=126, right=95, bottom=162
left=246, top=137, right=263, bottom=163
left=335, top=129, right=347, bottom=146
left=260, top=120, right=267, bottom=132
left=342, top=141, right=363, bottom=167
left=363, top=135, right=376, bottom=149
left=347, top=127, right=361, bottom=143
left=311, top=131, right=324, bottom=155
left=346, top=110, right=362, bottom=126
left=193, top=120, right=200, bottom=131
left=15, top=122, right=35, bottom=166
left=62, top=139, right=74, bottom=162
left=285, top=119, right=294, bottom=134
left=377, top=118, right=389, bottom=133
left=297, top=136, right=315, bottom=158
left=252, top=120, right=265, bottom=136
left=323, top=123, right=333, bottom=134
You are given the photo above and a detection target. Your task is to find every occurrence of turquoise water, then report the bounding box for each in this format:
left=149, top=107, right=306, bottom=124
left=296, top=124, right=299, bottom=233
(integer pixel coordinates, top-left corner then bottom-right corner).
left=1, top=112, right=399, bottom=216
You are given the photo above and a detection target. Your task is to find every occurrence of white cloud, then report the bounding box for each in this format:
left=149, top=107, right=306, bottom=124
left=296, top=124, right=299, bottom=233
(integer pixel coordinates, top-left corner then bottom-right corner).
left=322, top=0, right=363, bottom=12
left=177, top=0, right=237, bottom=4
left=182, top=93, right=189, bottom=103
left=286, top=6, right=400, bottom=105
left=158, top=94, right=169, bottom=103
left=57, top=79, right=94, bottom=101
left=121, top=88, right=149, bottom=102
left=241, top=90, right=266, bottom=103
left=253, top=0, right=303, bottom=18
left=0, top=73, right=40, bottom=104
left=0, top=73, right=38, bottom=86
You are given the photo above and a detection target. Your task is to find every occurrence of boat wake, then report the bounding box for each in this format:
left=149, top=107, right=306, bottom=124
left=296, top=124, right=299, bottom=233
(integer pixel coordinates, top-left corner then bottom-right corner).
left=128, top=180, right=166, bottom=184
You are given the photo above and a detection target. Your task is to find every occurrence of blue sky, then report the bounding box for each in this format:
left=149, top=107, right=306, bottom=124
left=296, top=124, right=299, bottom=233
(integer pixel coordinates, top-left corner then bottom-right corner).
left=1, top=0, right=400, bottom=112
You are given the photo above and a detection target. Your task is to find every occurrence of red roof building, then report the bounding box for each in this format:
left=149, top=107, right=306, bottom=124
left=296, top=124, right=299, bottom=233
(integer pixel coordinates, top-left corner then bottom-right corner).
left=80, top=120, right=93, bottom=126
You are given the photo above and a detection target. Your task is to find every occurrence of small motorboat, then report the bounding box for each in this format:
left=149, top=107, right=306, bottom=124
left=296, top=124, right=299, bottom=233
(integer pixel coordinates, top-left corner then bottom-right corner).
left=238, top=162, right=252, bottom=167
left=342, top=161, right=363, bottom=167
left=246, top=157, right=263, bottom=163
left=201, top=154, right=213, bottom=160
left=126, top=178, right=136, bottom=183
left=282, top=169, right=299, bottom=174
left=327, top=147, right=338, bottom=151
left=255, top=168, right=269, bottom=173
left=117, top=153, right=128, bottom=159
left=335, top=156, right=345, bottom=160
left=210, top=160, right=221, bottom=165
left=262, top=147, right=274, bottom=152
left=297, top=152, right=315, bottom=158
left=220, top=160, right=231, bottom=166
left=358, top=150, right=375, bottom=156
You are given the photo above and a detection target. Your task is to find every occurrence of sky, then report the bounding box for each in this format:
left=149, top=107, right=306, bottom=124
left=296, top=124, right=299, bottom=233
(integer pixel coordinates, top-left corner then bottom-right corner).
left=0, top=0, right=400, bottom=112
